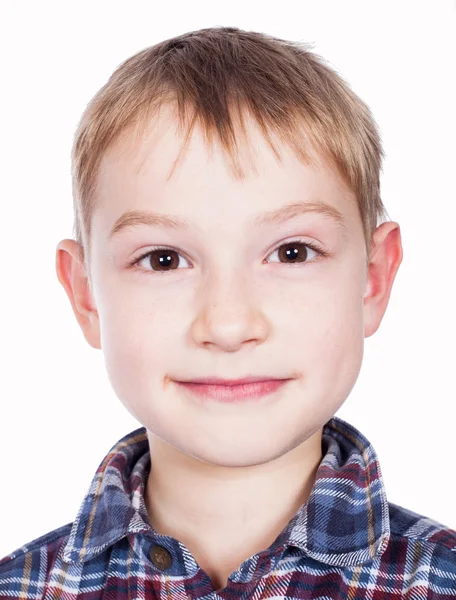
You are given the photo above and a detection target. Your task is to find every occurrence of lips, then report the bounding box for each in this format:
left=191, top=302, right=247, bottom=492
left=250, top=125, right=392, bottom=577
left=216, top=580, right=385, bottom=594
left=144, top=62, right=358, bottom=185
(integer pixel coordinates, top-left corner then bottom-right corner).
left=178, top=376, right=285, bottom=386
left=174, top=378, right=290, bottom=402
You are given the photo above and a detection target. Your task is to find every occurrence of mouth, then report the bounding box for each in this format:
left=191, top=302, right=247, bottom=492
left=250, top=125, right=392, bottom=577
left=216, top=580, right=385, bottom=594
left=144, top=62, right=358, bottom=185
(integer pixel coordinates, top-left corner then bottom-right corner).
left=174, top=378, right=292, bottom=402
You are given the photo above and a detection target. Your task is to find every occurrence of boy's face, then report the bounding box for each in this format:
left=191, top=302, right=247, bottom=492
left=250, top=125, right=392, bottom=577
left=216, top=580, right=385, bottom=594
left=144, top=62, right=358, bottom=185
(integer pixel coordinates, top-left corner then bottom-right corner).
left=61, top=106, right=401, bottom=467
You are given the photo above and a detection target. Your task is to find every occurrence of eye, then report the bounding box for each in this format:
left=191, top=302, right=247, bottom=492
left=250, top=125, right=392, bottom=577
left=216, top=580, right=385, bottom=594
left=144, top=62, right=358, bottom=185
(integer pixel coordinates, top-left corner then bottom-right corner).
left=266, top=240, right=324, bottom=264
left=130, top=239, right=327, bottom=274
left=131, top=247, right=190, bottom=273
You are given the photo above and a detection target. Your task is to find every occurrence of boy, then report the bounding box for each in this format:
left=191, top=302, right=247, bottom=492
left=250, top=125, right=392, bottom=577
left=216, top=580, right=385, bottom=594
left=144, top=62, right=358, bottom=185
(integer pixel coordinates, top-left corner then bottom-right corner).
left=1, top=25, right=455, bottom=598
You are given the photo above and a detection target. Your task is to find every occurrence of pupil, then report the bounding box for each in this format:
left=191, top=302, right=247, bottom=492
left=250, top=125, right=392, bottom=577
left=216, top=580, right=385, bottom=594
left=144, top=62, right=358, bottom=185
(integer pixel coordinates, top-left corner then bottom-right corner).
left=282, top=243, right=306, bottom=262
left=159, top=253, right=173, bottom=267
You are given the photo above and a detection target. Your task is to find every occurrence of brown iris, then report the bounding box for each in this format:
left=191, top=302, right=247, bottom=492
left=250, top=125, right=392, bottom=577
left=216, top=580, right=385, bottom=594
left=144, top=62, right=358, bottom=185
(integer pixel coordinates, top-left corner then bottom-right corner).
left=145, top=241, right=310, bottom=272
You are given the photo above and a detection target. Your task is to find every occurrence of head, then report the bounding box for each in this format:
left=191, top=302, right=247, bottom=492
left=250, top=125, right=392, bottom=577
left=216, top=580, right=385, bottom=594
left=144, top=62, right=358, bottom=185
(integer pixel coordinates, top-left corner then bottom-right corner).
left=56, top=27, right=402, bottom=467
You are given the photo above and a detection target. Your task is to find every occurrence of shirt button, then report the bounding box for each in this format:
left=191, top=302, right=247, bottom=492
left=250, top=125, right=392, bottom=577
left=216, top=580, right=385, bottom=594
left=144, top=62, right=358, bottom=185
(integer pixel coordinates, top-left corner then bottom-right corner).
left=150, top=545, right=173, bottom=570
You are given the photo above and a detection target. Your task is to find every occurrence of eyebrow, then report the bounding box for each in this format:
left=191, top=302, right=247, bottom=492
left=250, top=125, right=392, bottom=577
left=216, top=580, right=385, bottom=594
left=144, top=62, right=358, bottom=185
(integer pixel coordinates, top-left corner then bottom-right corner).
left=109, top=201, right=347, bottom=240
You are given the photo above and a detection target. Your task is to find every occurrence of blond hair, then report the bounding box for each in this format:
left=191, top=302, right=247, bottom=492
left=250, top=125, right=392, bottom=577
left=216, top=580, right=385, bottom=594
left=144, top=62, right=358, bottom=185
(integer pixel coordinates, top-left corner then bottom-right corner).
left=71, top=26, right=389, bottom=270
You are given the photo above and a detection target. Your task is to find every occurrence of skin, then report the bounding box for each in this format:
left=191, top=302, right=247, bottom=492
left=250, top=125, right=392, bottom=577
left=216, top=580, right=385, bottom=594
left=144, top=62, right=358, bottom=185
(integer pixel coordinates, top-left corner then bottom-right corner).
left=56, top=106, right=402, bottom=591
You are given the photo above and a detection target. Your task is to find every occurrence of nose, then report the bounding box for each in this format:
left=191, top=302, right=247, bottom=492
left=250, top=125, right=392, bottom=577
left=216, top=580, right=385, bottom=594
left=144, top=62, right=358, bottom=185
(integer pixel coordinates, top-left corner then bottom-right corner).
left=190, top=276, right=269, bottom=352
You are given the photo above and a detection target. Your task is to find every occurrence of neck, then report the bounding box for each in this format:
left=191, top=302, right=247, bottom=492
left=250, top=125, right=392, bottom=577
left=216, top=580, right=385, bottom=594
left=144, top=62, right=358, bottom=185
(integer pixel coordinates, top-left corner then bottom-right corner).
left=144, top=427, right=323, bottom=589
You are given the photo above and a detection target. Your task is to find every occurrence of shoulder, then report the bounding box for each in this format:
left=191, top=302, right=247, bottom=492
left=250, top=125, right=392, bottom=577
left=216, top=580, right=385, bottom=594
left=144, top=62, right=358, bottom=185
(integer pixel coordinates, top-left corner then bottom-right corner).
left=387, top=501, right=456, bottom=584
left=0, top=523, right=73, bottom=598
left=389, top=501, right=456, bottom=551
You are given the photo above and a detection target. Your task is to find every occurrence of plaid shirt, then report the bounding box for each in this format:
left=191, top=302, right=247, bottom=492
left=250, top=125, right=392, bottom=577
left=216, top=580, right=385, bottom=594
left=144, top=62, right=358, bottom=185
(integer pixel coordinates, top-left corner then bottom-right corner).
left=1, top=416, right=455, bottom=598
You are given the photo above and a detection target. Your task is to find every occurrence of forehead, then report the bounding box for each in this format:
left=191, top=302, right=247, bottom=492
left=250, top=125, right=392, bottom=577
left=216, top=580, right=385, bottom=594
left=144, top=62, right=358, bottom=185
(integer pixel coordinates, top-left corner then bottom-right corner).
left=100, top=103, right=343, bottom=181
left=94, top=105, right=360, bottom=233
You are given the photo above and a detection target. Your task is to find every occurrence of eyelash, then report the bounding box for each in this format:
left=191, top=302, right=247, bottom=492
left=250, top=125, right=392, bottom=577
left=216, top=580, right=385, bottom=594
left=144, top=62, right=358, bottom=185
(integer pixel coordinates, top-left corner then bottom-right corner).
left=129, top=239, right=330, bottom=274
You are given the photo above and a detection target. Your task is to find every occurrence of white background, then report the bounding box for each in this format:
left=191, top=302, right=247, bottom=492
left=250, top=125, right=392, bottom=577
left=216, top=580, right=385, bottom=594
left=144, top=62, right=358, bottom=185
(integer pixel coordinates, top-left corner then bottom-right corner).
left=1, top=0, right=455, bottom=559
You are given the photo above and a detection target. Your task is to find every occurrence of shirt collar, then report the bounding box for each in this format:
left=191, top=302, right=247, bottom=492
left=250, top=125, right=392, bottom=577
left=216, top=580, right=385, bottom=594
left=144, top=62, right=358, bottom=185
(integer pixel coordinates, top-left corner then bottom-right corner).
left=63, top=416, right=390, bottom=567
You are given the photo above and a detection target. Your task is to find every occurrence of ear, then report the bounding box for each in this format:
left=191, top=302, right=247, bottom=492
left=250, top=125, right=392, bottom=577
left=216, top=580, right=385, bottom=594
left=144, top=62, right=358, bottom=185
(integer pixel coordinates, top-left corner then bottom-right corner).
left=55, top=239, right=101, bottom=350
left=364, top=221, right=403, bottom=338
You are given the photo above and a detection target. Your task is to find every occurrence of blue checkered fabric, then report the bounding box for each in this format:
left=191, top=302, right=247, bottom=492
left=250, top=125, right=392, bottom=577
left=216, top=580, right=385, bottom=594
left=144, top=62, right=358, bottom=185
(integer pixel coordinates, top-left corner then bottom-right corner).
left=1, top=416, right=455, bottom=598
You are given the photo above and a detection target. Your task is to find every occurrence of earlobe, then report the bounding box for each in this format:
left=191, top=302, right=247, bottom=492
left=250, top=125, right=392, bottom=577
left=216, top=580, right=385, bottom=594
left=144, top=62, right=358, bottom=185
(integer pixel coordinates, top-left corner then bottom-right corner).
left=363, top=222, right=403, bottom=338
left=55, top=239, right=101, bottom=350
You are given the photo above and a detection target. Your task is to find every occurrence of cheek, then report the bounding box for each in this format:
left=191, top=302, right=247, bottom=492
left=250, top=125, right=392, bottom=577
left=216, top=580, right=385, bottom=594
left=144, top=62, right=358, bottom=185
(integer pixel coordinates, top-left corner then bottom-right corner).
left=281, top=265, right=366, bottom=395
left=95, top=266, right=179, bottom=359
left=96, top=289, right=175, bottom=418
